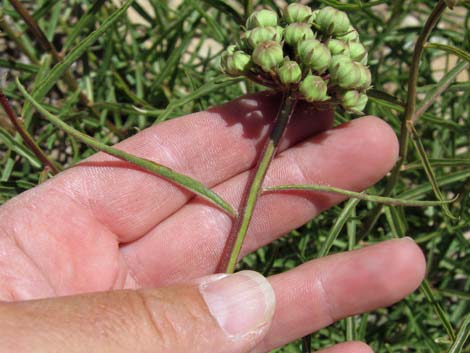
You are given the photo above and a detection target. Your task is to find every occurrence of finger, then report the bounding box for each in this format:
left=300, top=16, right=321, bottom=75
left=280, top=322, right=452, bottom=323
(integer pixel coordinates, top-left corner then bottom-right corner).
left=314, top=342, right=374, bottom=353
left=0, top=271, right=275, bottom=353
left=122, top=116, right=399, bottom=286
left=12, top=92, right=332, bottom=242
left=258, top=341, right=374, bottom=353
left=254, top=238, right=425, bottom=352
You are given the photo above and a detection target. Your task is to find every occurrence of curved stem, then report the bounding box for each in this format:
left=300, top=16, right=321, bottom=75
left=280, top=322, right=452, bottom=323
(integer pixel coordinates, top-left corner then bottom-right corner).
left=360, top=0, right=448, bottom=239
left=217, top=92, right=297, bottom=273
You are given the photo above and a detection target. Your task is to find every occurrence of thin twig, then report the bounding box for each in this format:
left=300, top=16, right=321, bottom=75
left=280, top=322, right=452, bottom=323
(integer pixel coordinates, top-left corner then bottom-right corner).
left=0, top=89, right=60, bottom=174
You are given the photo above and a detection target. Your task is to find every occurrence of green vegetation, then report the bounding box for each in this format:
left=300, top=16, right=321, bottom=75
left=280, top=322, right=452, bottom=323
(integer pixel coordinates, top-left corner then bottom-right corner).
left=0, top=0, right=469, bottom=352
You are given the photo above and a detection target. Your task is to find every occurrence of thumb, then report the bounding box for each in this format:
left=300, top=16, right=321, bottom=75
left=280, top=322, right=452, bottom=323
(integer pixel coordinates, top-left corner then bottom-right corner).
left=0, top=271, right=275, bottom=353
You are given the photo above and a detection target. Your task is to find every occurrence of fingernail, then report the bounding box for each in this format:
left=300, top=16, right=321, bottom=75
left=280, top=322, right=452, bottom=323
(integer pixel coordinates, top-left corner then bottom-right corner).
left=200, top=270, right=275, bottom=337
left=403, top=236, right=416, bottom=243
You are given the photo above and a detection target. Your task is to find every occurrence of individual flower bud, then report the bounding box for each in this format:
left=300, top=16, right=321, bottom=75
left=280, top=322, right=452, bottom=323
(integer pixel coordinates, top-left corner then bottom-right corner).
left=340, top=90, right=368, bottom=114
left=328, top=39, right=349, bottom=56
left=348, top=42, right=367, bottom=62
left=329, top=54, right=351, bottom=72
left=246, top=9, right=278, bottom=29
left=297, top=38, right=332, bottom=73
left=299, top=74, right=329, bottom=102
left=252, top=40, right=283, bottom=72
left=314, top=6, right=350, bottom=35
left=277, top=59, right=302, bottom=85
left=221, top=50, right=251, bottom=76
left=283, top=3, right=312, bottom=23
left=336, top=26, right=360, bottom=42
left=356, top=64, right=372, bottom=90
left=247, top=26, right=283, bottom=48
left=309, top=9, right=320, bottom=23
left=330, top=58, right=362, bottom=89
left=284, top=23, right=315, bottom=46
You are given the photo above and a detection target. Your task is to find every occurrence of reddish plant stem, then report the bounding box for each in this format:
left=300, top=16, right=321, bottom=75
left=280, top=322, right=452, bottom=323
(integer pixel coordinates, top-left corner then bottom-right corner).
left=0, top=89, right=60, bottom=174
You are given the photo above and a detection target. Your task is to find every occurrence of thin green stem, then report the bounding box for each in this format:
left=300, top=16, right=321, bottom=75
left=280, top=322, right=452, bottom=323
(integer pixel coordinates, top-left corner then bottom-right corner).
left=360, top=0, right=448, bottom=239
left=0, top=89, right=60, bottom=174
left=217, top=93, right=297, bottom=274
left=265, top=184, right=455, bottom=207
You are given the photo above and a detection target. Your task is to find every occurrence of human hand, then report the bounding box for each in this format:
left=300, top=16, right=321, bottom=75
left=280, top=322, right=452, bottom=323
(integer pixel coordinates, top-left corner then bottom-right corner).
left=0, top=92, right=425, bottom=353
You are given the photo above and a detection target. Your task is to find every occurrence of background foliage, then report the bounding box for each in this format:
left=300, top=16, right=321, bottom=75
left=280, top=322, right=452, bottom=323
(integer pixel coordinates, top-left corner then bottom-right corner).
left=0, top=0, right=469, bottom=352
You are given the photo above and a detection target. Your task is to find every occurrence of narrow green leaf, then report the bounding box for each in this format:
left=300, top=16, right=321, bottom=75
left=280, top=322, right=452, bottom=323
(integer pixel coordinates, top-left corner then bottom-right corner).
left=17, top=79, right=237, bottom=218
left=408, top=122, right=457, bottom=219
left=63, top=0, right=107, bottom=51
left=265, top=184, right=455, bottom=207
left=421, top=280, right=456, bottom=341
left=321, top=0, right=385, bottom=10
left=447, top=315, right=470, bottom=353
left=0, top=127, right=42, bottom=168
left=200, top=0, right=243, bottom=24
left=0, top=59, right=38, bottom=73
left=414, top=61, right=469, bottom=119
left=426, top=42, right=470, bottom=63
left=368, top=89, right=462, bottom=130
left=31, top=0, right=134, bottom=104
left=157, top=76, right=241, bottom=122
left=398, top=169, right=470, bottom=200
left=318, top=198, right=360, bottom=258
left=405, top=158, right=470, bottom=171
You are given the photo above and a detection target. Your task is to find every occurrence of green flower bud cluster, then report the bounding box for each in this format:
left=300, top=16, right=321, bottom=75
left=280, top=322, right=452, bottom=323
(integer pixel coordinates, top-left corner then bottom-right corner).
left=219, top=3, right=372, bottom=114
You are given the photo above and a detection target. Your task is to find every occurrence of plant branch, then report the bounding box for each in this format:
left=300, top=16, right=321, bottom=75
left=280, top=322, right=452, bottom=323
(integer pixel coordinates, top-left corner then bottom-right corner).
left=216, top=92, right=297, bottom=274
left=0, top=88, right=60, bottom=174
left=360, top=0, right=448, bottom=239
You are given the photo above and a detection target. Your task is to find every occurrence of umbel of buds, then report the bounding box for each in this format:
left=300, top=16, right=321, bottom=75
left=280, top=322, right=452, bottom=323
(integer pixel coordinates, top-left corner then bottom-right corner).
left=220, top=3, right=372, bottom=114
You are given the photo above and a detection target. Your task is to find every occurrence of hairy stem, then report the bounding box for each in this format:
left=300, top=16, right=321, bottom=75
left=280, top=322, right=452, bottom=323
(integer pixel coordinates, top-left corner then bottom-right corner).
left=360, top=0, right=448, bottom=239
left=217, top=92, right=297, bottom=273
left=0, top=89, right=60, bottom=174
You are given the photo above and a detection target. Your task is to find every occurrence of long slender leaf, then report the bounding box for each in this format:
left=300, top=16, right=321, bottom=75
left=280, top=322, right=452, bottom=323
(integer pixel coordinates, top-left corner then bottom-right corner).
left=264, top=184, right=455, bottom=207
left=17, top=79, right=237, bottom=218
left=63, top=0, right=107, bottom=51
left=447, top=315, right=470, bottom=353
left=421, top=280, right=456, bottom=341
left=426, top=42, right=470, bottom=63
left=318, top=198, right=360, bottom=258
left=408, top=122, right=457, bottom=219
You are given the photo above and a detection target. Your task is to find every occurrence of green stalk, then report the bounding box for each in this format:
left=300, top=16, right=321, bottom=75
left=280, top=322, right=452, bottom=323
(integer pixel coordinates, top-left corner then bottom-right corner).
left=217, top=92, right=297, bottom=274
left=264, top=184, right=455, bottom=207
